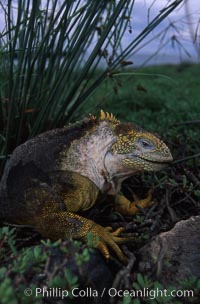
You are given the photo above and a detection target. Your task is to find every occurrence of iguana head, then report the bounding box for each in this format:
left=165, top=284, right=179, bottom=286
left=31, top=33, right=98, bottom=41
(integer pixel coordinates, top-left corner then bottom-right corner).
left=60, top=110, right=173, bottom=194
left=96, top=110, right=173, bottom=183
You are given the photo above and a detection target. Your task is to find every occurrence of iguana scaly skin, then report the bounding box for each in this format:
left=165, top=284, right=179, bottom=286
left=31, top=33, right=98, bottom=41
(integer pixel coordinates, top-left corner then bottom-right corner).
left=0, top=110, right=173, bottom=263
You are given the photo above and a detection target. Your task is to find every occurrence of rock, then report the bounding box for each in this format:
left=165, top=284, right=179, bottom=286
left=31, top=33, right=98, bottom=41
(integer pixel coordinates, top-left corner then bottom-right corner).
left=138, top=216, right=200, bottom=286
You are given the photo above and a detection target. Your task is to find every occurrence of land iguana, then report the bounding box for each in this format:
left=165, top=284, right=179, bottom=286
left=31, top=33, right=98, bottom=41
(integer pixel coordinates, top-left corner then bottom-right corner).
left=0, top=110, right=173, bottom=263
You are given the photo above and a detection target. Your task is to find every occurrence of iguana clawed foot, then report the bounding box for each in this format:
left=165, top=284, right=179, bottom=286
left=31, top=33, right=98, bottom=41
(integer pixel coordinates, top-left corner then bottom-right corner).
left=85, top=224, right=134, bottom=264
left=115, top=189, right=154, bottom=216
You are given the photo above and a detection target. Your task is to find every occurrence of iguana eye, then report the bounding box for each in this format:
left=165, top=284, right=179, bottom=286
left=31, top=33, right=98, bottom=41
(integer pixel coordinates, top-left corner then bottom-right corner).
left=138, top=138, right=155, bottom=149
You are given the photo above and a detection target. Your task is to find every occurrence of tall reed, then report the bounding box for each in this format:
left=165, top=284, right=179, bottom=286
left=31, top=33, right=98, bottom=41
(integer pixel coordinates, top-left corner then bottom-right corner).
left=0, top=0, right=183, bottom=174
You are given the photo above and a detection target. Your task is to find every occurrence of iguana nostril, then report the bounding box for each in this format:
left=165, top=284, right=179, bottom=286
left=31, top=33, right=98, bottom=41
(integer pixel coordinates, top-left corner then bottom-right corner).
left=164, top=148, right=170, bottom=155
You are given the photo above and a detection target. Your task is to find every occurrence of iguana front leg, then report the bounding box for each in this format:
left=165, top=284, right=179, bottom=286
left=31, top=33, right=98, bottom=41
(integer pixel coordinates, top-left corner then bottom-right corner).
left=115, top=191, right=153, bottom=216
left=35, top=211, right=129, bottom=263
left=24, top=172, right=130, bottom=263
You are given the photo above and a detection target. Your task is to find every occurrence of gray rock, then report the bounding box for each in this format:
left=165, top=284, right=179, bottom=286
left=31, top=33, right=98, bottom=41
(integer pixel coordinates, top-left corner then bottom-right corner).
left=139, top=216, right=200, bottom=286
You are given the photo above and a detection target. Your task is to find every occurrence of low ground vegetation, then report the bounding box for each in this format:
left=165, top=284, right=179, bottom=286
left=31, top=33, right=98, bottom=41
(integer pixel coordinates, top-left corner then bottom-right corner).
left=0, top=63, right=199, bottom=303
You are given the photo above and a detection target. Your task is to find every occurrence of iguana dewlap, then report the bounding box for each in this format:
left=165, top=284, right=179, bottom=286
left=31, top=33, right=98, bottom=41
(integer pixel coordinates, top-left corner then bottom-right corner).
left=0, top=110, right=173, bottom=263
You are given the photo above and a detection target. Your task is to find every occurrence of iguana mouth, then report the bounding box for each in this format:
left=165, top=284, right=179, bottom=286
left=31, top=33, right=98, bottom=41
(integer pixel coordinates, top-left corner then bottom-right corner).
left=138, top=156, right=172, bottom=165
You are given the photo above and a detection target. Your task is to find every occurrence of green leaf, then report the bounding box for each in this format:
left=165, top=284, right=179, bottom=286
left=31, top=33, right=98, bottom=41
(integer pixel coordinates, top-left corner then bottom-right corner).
left=194, top=190, right=200, bottom=198
left=136, top=273, right=145, bottom=288
left=33, top=246, right=41, bottom=260
left=122, top=295, right=132, bottom=304
left=65, top=269, right=78, bottom=287
left=182, top=175, right=187, bottom=188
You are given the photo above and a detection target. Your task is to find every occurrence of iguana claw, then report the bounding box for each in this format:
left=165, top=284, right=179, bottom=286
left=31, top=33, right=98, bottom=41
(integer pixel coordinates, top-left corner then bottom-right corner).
left=115, top=190, right=154, bottom=216
left=86, top=224, right=133, bottom=264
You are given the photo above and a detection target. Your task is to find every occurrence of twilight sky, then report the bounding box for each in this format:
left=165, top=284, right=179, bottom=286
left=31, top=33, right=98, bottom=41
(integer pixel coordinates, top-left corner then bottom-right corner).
left=125, top=0, right=200, bottom=65
left=0, top=0, right=199, bottom=66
